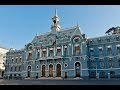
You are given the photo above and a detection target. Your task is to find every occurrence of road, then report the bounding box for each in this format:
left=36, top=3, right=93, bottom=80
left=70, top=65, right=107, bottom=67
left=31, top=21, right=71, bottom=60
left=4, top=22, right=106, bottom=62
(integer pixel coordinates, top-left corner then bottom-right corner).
left=0, top=79, right=120, bottom=85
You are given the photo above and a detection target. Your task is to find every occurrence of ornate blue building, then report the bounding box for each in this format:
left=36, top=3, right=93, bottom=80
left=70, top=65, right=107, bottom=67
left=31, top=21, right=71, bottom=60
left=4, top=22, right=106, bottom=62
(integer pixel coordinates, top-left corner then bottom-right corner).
left=4, top=10, right=120, bottom=79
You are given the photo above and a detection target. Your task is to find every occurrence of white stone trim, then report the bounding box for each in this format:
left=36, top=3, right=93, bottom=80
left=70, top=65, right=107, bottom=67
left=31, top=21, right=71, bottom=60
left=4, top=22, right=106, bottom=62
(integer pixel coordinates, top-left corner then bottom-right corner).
left=98, top=47, right=103, bottom=49
left=64, top=45, right=67, bottom=48
left=90, top=48, right=93, bottom=50
left=43, top=49, right=46, bottom=51
left=62, top=45, right=63, bottom=56
left=40, top=49, right=42, bottom=57
left=74, top=44, right=79, bottom=47
left=28, top=51, right=32, bottom=53
left=72, top=44, right=73, bottom=55
left=47, top=47, right=48, bottom=57
left=54, top=46, right=56, bottom=56
left=106, top=46, right=111, bottom=48
left=116, top=44, right=120, bottom=47
left=57, top=47, right=61, bottom=49
left=49, top=48, right=53, bottom=50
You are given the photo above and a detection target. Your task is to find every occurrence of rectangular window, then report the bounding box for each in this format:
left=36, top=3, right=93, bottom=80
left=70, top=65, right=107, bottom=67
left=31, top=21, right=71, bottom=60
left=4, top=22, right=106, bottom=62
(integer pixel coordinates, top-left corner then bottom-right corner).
left=64, top=48, right=67, bottom=56
left=49, top=50, right=54, bottom=57
left=37, top=52, right=40, bottom=59
left=57, top=49, right=61, bottom=56
left=75, top=46, right=80, bottom=55
left=42, top=51, right=46, bottom=57
left=99, top=48, right=103, bottom=55
left=108, top=48, right=112, bottom=55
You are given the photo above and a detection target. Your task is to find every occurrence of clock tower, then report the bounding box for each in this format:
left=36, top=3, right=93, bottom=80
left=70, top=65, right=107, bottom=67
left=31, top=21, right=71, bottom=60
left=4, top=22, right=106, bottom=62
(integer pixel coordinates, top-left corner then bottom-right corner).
left=51, top=9, right=61, bottom=33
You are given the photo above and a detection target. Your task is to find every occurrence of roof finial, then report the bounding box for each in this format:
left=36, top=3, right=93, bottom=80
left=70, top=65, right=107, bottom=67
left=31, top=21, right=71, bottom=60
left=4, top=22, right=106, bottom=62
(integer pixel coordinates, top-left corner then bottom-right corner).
left=55, top=8, right=57, bottom=16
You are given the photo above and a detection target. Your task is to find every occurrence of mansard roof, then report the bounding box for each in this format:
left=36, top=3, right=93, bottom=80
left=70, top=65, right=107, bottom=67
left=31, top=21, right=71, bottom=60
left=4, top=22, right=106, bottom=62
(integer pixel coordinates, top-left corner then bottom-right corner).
left=31, top=25, right=83, bottom=46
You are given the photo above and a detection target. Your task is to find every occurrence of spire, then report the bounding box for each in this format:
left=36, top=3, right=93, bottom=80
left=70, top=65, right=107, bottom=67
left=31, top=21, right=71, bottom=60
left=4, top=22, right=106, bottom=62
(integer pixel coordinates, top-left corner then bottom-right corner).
left=55, top=8, right=57, bottom=17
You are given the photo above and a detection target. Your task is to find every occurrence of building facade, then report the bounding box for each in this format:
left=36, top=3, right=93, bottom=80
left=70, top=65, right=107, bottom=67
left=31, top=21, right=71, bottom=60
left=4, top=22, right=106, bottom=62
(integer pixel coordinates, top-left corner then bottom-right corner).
left=4, top=10, right=120, bottom=79
left=0, top=47, right=9, bottom=78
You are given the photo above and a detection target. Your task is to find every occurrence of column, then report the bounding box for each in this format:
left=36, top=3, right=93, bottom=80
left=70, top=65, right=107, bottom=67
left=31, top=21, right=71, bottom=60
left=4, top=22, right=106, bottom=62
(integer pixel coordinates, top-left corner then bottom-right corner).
left=62, top=45, right=63, bottom=56
left=72, top=44, right=73, bottom=55
left=36, top=49, right=37, bottom=59
left=54, top=46, right=56, bottom=56
left=68, top=45, right=69, bottom=56
left=47, top=47, right=48, bottom=57
left=40, top=49, right=42, bottom=58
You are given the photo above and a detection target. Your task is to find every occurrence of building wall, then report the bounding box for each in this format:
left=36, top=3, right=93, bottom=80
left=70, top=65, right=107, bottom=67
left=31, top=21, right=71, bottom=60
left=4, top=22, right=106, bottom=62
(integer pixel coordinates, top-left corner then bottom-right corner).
left=0, top=47, right=9, bottom=77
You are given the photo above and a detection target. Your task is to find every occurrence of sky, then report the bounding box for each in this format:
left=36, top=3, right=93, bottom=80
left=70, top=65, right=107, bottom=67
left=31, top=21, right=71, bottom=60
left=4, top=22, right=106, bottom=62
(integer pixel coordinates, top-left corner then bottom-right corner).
left=0, top=5, right=120, bottom=49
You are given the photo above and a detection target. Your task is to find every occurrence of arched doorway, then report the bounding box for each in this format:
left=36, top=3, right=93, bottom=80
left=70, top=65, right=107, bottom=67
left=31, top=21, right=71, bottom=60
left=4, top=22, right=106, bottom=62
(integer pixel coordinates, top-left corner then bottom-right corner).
left=75, top=62, right=81, bottom=77
left=27, top=66, right=31, bottom=78
left=49, top=64, right=53, bottom=77
left=56, top=64, right=61, bottom=77
left=42, top=65, right=45, bottom=77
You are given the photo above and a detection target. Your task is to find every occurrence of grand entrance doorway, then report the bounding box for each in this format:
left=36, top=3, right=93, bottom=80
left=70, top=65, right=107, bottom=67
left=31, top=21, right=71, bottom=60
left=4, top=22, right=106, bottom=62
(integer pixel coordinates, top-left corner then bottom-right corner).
left=49, top=64, right=53, bottom=77
left=42, top=65, right=45, bottom=77
left=75, top=62, right=81, bottom=77
left=56, top=64, right=61, bottom=77
left=27, top=66, right=31, bottom=77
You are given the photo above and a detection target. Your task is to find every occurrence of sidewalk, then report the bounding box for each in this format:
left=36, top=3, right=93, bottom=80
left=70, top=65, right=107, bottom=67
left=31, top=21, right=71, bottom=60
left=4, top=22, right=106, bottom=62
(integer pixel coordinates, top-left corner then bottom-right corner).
left=24, top=77, right=83, bottom=80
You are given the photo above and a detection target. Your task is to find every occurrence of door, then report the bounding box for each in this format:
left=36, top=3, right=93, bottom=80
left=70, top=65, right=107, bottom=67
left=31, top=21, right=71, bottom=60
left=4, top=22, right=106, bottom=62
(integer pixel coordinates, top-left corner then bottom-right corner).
left=49, top=64, right=53, bottom=77
left=65, top=72, right=67, bottom=78
left=42, top=65, right=45, bottom=77
left=56, top=64, right=61, bottom=77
